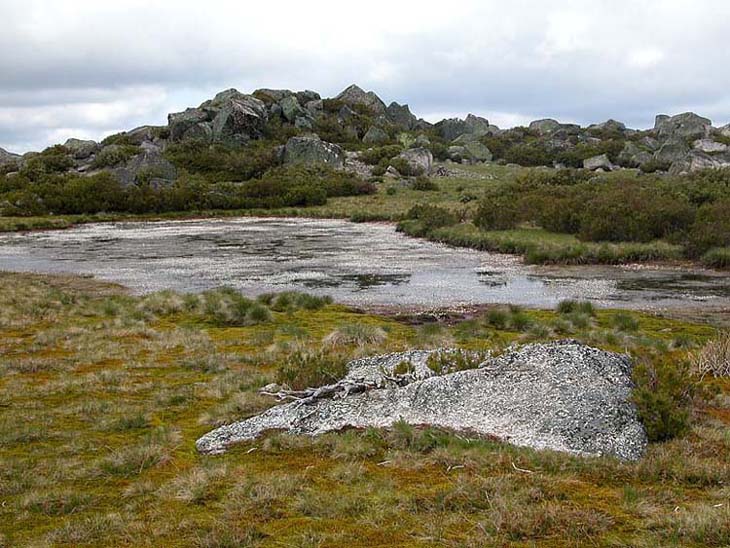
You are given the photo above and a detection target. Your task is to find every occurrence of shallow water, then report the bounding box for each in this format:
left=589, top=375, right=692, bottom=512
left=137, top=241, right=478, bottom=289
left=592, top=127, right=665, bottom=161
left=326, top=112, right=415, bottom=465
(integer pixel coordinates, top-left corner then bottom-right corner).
left=0, top=217, right=728, bottom=310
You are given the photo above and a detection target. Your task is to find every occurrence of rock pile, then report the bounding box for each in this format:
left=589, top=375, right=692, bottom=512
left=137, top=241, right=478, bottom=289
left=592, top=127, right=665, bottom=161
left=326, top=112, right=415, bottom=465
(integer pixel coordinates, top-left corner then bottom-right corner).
left=196, top=341, right=648, bottom=461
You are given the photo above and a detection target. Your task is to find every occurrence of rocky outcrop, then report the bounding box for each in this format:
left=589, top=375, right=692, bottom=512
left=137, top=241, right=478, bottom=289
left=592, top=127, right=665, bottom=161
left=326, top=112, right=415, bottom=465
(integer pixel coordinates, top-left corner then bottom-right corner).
left=656, top=112, right=712, bottom=141
left=386, top=102, right=418, bottom=130
left=110, top=144, right=177, bottom=187
left=335, top=84, right=386, bottom=115
left=196, top=341, right=647, bottom=461
left=168, top=89, right=267, bottom=145
left=0, top=147, right=21, bottom=168
left=693, top=139, right=728, bottom=154
left=63, top=138, right=99, bottom=160
left=397, top=147, right=433, bottom=175
left=283, top=135, right=345, bottom=168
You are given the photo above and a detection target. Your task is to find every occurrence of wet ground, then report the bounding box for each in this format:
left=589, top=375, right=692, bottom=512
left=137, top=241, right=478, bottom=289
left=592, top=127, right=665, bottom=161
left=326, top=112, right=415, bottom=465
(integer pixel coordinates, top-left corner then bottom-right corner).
left=0, top=217, right=728, bottom=312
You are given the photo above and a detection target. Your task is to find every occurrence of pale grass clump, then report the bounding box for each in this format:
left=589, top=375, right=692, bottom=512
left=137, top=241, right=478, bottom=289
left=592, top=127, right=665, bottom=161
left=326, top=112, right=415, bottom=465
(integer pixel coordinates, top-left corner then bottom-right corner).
left=322, top=323, right=387, bottom=347
left=96, top=427, right=181, bottom=478
left=158, top=463, right=229, bottom=504
left=21, top=488, right=93, bottom=516
left=691, top=331, right=730, bottom=378
left=652, top=503, right=730, bottom=546
left=44, top=512, right=126, bottom=546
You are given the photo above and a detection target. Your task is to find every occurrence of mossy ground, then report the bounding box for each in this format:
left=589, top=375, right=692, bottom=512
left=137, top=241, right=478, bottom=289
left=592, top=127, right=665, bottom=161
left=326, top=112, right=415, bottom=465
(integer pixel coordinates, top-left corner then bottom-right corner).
left=1, top=272, right=729, bottom=547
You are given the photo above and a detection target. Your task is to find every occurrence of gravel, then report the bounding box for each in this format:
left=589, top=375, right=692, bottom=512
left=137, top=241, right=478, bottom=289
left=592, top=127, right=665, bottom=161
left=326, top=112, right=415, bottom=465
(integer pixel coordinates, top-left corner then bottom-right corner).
left=196, top=340, right=648, bottom=460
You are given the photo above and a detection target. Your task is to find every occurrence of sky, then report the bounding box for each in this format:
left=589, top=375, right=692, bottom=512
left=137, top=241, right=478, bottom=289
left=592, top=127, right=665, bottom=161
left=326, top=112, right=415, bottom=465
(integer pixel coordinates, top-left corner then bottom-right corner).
left=2, top=0, right=730, bottom=153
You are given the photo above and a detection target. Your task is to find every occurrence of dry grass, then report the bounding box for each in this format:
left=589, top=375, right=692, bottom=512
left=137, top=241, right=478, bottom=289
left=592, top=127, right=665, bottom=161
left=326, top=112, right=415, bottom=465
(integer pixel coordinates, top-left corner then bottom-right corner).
left=692, top=331, right=730, bottom=379
left=0, top=271, right=728, bottom=547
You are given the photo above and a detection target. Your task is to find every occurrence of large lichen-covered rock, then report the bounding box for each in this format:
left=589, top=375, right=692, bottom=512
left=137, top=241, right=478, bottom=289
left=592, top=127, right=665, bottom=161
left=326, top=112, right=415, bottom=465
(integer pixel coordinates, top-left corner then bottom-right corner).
left=386, top=102, right=418, bottom=130
left=207, top=90, right=268, bottom=146
left=618, top=142, right=652, bottom=167
left=283, top=135, right=345, bottom=168
left=279, top=95, right=307, bottom=123
left=168, top=89, right=267, bottom=145
left=196, top=341, right=648, bottom=461
left=168, top=108, right=212, bottom=142
left=655, top=138, right=691, bottom=165
left=63, top=138, right=99, bottom=160
left=362, top=126, right=390, bottom=145
left=397, top=147, right=433, bottom=175
left=584, top=153, right=614, bottom=171
left=110, top=145, right=177, bottom=187
left=656, top=112, right=712, bottom=141
left=334, top=84, right=386, bottom=115
left=435, top=118, right=468, bottom=141
left=529, top=118, right=562, bottom=135
left=463, top=113, right=492, bottom=137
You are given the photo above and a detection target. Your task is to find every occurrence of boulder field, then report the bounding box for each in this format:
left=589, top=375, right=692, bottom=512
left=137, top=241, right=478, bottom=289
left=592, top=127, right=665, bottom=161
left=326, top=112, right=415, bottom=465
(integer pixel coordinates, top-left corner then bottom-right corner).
left=5, top=84, right=730, bottom=184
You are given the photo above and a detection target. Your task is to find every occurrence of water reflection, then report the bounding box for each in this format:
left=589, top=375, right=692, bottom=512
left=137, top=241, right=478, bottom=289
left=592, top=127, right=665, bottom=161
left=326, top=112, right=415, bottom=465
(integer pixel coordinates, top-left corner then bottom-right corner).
left=0, top=217, right=727, bottom=310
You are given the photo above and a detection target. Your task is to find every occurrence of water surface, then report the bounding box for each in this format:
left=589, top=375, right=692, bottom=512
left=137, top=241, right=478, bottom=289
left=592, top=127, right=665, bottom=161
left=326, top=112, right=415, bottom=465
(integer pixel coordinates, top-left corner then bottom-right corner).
left=0, top=217, right=728, bottom=311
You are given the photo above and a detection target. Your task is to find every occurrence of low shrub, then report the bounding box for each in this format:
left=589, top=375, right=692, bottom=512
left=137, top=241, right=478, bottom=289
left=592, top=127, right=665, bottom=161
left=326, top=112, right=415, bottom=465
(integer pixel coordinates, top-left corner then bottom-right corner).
left=632, top=358, right=697, bottom=442
left=556, top=300, right=595, bottom=316
left=276, top=351, right=349, bottom=390
left=411, top=176, right=439, bottom=191
left=691, top=331, right=730, bottom=379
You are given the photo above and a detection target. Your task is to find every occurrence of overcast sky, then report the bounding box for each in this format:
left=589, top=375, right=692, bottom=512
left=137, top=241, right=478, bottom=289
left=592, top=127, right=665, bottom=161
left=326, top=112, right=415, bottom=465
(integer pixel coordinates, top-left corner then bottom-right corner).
left=2, top=0, right=729, bottom=153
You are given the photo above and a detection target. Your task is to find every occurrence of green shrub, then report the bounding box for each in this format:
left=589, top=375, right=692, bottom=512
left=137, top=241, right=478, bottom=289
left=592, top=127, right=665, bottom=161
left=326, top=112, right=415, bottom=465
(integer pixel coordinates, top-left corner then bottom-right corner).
left=398, top=205, right=458, bottom=236
left=474, top=190, right=521, bottom=230
left=92, top=145, right=140, bottom=168
left=612, top=312, right=639, bottom=332
left=358, top=145, right=403, bottom=166
left=632, top=358, right=696, bottom=442
left=163, top=141, right=279, bottom=182
left=701, top=247, right=730, bottom=269
left=411, top=176, right=439, bottom=191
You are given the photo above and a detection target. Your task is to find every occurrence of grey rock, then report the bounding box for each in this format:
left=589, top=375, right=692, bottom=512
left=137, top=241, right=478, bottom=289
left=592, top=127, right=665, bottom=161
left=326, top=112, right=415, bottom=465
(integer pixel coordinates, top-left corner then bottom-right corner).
left=720, top=124, right=730, bottom=138
left=529, top=119, right=562, bottom=135
left=435, top=118, right=468, bottom=141
left=283, top=135, right=345, bottom=168
left=656, top=112, right=712, bottom=141
left=588, top=119, right=627, bottom=134
left=335, top=84, right=386, bottom=114
left=208, top=90, right=268, bottom=145
left=386, top=102, right=418, bottom=130
left=362, top=126, right=390, bottom=145
left=0, top=147, right=21, bottom=167
left=384, top=165, right=401, bottom=178
left=126, top=126, right=157, bottom=145
left=294, top=116, right=313, bottom=130
left=464, top=113, right=492, bottom=137
left=253, top=88, right=294, bottom=103
left=296, top=90, right=321, bottom=105
left=397, top=147, right=433, bottom=175
left=654, top=114, right=670, bottom=130
left=447, top=145, right=467, bottom=162
left=584, top=154, right=614, bottom=171
left=196, top=341, right=647, bottom=461
left=280, top=95, right=307, bottom=123
left=63, top=138, right=98, bottom=160
left=655, top=138, right=691, bottom=164
left=168, top=108, right=212, bottom=142
left=305, top=100, right=323, bottom=115
left=693, top=139, right=728, bottom=154
left=639, top=136, right=660, bottom=151
left=110, top=149, right=177, bottom=187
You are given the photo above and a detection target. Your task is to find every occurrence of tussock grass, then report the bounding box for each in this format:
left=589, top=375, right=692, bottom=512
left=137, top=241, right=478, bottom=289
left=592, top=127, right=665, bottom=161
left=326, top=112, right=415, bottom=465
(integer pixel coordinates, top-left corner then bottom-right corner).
left=692, top=331, right=730, bottom=378
left=0, top=271, right=727, bottom=547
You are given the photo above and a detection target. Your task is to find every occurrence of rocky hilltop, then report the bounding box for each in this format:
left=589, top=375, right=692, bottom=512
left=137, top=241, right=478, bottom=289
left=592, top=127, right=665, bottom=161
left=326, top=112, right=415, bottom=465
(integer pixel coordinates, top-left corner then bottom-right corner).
left=2, top=84, right=730, bottom=186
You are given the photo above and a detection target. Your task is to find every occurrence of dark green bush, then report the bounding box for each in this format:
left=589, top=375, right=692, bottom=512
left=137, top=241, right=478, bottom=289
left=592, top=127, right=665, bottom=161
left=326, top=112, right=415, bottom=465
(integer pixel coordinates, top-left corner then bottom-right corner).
left=163, top=141, right=279, bottom=182
left=474, top=189, right=521, bottom=230
left=359, top=145, right=403, bottom=166
left=92, top=145, right=140, bottom=168
left=411, top=176, right=439, bottom=191
left=632, top=358, right=696, bottom=442
left=401, top=204, right=458, bottom=233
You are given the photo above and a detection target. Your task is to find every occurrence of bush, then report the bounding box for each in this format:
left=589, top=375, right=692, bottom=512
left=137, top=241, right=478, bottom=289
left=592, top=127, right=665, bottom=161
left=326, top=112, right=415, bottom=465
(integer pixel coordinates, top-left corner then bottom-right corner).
left=632, top=358, right=696, bottom=442
left=556, top=300, right=595, bottom=316
left=701, top=247, right=730, bottom=269
left=474, top=190, right=521, bottom=230
left=358, top=145, right=403, bottom=166
left=92, top=145, right=140, bottom=168
left=163, top=141, right=279, bottom=183
left=411, top=176, right=439, bottom=191
left=400, top=205, right=458, bottom=235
